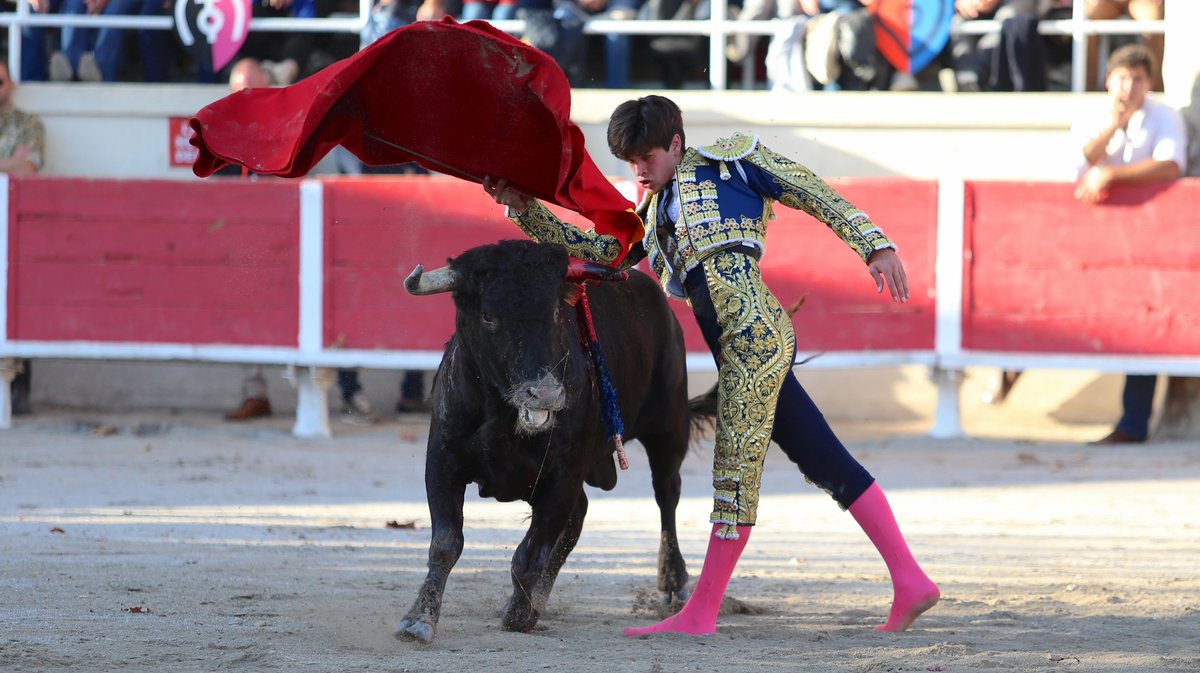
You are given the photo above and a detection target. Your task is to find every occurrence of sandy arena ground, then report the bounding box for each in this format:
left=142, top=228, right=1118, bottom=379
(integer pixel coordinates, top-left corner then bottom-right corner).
left=2, top=384, right=1198, bottom=672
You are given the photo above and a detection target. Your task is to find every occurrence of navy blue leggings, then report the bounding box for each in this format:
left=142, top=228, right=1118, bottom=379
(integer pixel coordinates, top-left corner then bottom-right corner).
left=685, top=262, right=874, bottom=509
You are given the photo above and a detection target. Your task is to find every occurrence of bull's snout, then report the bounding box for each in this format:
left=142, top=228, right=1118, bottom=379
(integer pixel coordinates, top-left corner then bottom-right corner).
left=515, top=381, right=566, bottom=410
left=508, top=373, right=566, bottom=435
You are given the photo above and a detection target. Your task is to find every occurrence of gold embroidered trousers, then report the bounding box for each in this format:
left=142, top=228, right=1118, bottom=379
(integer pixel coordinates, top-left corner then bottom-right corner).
left=696, top=249, right=796, bottom=540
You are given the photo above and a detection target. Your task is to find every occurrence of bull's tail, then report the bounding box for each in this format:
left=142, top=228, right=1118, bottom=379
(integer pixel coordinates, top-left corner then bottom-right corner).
left=688, top=384, right=719, bottom=437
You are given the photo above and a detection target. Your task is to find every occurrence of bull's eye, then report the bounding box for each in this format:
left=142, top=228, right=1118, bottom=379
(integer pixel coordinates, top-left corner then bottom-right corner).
left=481, top=313, right=497, bottom=330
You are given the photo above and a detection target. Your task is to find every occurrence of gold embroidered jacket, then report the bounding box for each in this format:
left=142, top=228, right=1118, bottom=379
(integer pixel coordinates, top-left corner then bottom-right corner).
left=510, top=133, right=895, bottom=298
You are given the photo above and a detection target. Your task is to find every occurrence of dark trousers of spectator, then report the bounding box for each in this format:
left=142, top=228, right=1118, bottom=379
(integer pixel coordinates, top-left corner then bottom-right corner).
left=399, top=371, right=423, bottom=405
left=10, top=359, right=31, bottom=415
left=336, top=369, right=425, bottom=407
left=1116, top=374, right=1157, bottom=439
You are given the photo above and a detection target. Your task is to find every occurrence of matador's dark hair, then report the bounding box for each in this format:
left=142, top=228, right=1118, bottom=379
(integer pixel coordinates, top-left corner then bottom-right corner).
left=606, top=95, right=685, bottom=161
left=1107, top=44, right=1155, bottom=79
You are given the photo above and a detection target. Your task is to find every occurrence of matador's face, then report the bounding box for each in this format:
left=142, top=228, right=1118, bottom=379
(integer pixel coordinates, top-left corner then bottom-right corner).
left=626, top=134, right=682, bottom=195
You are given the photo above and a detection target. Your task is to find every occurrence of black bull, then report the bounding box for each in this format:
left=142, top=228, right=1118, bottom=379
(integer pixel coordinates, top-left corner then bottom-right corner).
left=396, top=240, right=693, bottom=643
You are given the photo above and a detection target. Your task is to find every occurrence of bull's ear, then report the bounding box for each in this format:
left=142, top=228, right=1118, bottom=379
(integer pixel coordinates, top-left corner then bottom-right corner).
left=404, top=264, right=458, bottom=296
left=566, top=257, right=628, bottom=283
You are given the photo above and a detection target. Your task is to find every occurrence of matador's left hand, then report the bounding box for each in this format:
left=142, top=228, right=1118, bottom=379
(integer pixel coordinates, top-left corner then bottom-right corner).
left=868, top=247, right=909, bottom=303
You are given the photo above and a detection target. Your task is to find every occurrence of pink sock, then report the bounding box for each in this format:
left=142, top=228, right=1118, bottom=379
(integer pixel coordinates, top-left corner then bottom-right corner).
left=849, top=483, right=940, bottom=631
left=623, top=524, right=750, bottom=637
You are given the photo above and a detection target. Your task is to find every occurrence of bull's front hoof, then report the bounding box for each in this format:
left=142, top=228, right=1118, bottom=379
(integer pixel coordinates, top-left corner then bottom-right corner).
left=501, top=604, right=540, bottom=633
left=394, top=617, right=435, bottom=644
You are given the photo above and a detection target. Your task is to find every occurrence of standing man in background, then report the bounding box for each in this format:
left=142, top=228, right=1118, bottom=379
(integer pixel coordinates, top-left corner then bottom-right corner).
left=1073, top=44, right=1186, bottom=443
left=0, top=58, right=47, bottom=415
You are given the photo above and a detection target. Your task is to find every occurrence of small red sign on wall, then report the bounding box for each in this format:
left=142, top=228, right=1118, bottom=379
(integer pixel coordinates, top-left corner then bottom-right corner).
left=169, top=116, right=199, bottom=168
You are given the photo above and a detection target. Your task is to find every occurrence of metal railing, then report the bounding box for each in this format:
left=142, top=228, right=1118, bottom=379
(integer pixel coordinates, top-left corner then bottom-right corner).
left=0, top=0, right=1167, bottom=92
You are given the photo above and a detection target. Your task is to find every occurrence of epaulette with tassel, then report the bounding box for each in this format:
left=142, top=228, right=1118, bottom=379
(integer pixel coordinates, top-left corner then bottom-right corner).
left=697, top=133, right=760, bottom=181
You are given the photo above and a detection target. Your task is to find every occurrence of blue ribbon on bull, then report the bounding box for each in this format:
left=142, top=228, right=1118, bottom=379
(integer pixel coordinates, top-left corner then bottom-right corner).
left=570, top=274, right=630, bottom=471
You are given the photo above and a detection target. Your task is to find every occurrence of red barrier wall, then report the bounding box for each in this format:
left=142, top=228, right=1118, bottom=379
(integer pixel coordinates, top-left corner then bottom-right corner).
left=963, top=179, right=1200, bottom=355
left=8, top=177, right=300, bottom=346
left=322, top=177, right=936, bottom=354
left=324, top=177, right=514, bottom=351
left=756, top=178, right=936, bottom=352
left=18, top=176, right=1194, bottom=362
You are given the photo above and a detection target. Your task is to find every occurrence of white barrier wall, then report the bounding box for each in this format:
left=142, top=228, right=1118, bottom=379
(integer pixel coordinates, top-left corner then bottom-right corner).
left=19, top=84, right=1098, bottom=182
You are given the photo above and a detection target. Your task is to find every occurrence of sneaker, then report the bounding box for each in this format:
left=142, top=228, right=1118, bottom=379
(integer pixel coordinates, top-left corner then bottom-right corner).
left=1089, top=430, right=1146, bottom=445
left=49, top=51, right=73, bottom=81
left=889, top=71, right=919, bottom=92
left=78, top=52, right=102, bottom=82
left=937, top=67, right=958, bottom=93
left=340, top=391, right=378, bottom=425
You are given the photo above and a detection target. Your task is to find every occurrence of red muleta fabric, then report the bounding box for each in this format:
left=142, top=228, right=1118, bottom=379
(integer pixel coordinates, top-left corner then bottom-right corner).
left=189, top=17, right=641, bottom=263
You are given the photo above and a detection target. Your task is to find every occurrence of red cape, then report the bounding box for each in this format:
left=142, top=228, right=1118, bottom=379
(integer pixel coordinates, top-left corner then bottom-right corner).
left=189, top=18, right=641, bottom=262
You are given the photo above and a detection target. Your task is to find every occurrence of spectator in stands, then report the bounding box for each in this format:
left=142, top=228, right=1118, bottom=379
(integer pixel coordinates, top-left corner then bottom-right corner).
left=501, top=0, right=588, bottom=86
left=798, top=0, right=879, bottom=91
left=0, top=58, right=46, bottom=415
left=1085, top=0, right=1164, bottom=91
left=364, top=0, right=442, bottom=44
left=19, top=0, right=63, bottom=82
left=221, top=0, right=364, bottom=87
left=48, top=0, right=170, bottom=82
left=460, top=0, right=516, bottom=20
left=228, top=58, right=273, bottom=91
left=1072, top=44, right=1185, bottom=444
left=639, top=0, right=708, bottom=88
left=249, top=0, right=328, bottom=86
left=575, top=0, right=643, bottom=88
left=950, top=0, right=1044, bottom=92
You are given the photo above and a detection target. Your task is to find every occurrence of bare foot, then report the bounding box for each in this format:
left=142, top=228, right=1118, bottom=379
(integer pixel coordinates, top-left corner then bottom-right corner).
left=875, top=579, right=940, bottom=632
left=623, top=613, right=715, bottom=637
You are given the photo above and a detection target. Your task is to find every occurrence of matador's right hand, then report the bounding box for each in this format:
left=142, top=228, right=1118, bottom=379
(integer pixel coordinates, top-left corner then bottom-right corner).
left=483, top=176, right=532, bottom=215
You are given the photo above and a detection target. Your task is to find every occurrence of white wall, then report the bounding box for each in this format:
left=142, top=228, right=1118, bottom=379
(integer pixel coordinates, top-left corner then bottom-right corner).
left=17, top=83, right=1098, bottom=182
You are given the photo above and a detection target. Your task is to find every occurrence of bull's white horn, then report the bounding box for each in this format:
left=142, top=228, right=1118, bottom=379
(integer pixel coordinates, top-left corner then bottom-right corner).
left=404, top=264, right=458, bottom=296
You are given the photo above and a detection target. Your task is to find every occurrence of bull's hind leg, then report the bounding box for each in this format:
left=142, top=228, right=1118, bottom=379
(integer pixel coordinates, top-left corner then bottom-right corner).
left=641, top=428, right=690, bottom=607
left=395, top=455, right=467, bottom=644
left=502, top=485, right=582, bottom=633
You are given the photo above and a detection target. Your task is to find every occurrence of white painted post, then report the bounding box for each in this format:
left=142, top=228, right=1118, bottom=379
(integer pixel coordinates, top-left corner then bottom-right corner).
left=709, top=0, right=728, bottom=91
left=1070, top=0, right=1087, bottom=93
left=1163, top=0, right=1198, bottom=111
left=0, top=359, right=17, bottom=429
left=293, top=179, right=332, bottom=438
left=931, top=177, right=966, bottom=438
left=291, top=365, right=335, bottom=438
